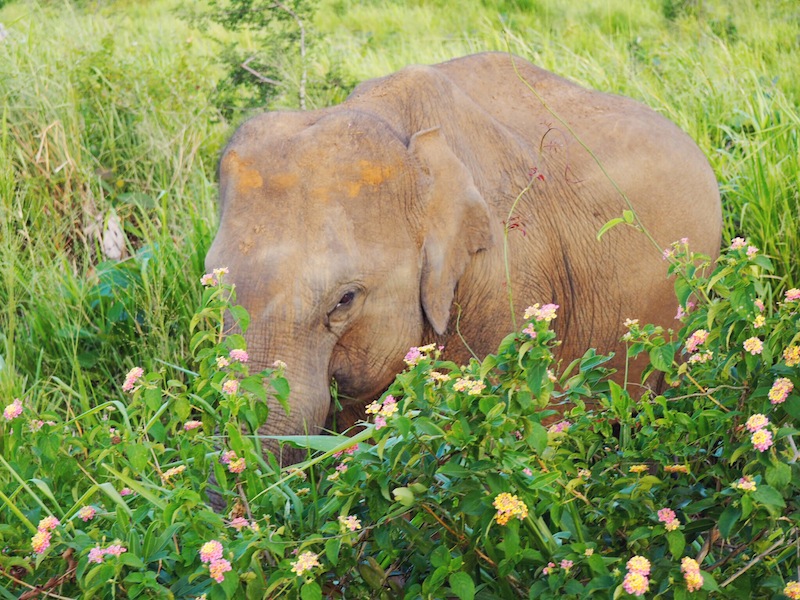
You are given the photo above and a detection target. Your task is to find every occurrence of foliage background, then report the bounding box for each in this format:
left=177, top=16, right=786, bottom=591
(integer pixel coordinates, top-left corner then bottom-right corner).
left=0, top=0, right=799, bottom=597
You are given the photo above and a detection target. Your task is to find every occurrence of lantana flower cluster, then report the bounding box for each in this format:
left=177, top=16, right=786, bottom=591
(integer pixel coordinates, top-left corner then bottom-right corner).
left=122, top=367, right=144, bottom=392
left=681, top=557, right=703, bottom=592
left=3, top=398, right=23, bottom=421
left=657, top=507, right=680, bottom=531
left=31, top=516, right=60, bottom=554
left=745, top=413, right=773, bottom=452
left=220, top=450, right=246, bottom=473
left=290, top=551, right=321, bottom=577
left=366, top=394, right=400, bottom=430
left=88, top=544, right=128, bottom=564
left=493, top=492, right=529, bottom=525
left=524, top=303, right=559, bottom=323
left=199, top=540, right=232, bottom=583
left=622, top=556, right=651, bottom=596
left=403, top=343, right=438, bottom=367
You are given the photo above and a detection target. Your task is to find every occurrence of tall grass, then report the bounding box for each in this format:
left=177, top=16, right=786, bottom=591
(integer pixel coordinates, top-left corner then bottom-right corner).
left=0, top=0, right=798, bottom=418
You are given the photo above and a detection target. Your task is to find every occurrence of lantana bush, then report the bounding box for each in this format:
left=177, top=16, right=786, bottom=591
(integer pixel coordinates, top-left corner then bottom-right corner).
left=1, top=242, right=799, bottom=598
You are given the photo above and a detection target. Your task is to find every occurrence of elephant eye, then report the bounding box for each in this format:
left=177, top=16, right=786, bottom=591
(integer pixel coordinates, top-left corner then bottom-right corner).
left=336, top=291, right=355, bottom=309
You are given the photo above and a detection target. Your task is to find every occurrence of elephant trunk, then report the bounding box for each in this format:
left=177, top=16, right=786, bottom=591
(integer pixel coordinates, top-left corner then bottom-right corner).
left=246, top=329, right=333, bottom=466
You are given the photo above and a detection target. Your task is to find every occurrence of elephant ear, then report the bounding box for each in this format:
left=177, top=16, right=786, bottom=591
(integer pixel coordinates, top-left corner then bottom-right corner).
left=409, top=127, right=495, bottom=335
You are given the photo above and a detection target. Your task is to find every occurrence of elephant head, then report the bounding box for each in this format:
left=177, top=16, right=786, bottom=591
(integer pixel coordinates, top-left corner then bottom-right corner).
left=204, top=109, right=495, bottom=452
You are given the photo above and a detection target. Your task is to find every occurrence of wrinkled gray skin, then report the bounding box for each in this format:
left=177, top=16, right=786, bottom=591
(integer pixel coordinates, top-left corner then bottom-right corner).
left=205, top=52, right=721, bottom=460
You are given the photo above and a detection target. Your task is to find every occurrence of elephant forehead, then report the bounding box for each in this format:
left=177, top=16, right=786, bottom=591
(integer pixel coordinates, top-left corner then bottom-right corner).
left=221, top=150, right=264, bottom=194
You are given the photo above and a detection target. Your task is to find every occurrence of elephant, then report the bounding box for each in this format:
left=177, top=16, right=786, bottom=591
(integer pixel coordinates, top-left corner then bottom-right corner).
left=204, top=52, right=721, bottom=456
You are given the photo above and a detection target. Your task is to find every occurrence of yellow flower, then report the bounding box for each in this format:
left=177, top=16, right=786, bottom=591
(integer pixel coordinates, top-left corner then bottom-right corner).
left=493, top=493, right=528, bottom=525
left=629, top=464, right=649, bottom=474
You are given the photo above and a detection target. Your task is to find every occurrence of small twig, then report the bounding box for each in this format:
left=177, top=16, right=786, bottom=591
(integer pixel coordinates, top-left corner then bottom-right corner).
left=241, top=56, right=282, bottom=86
left=682, top=371, right=730, bottom=412
left=720, top=531, right=794, bottom=587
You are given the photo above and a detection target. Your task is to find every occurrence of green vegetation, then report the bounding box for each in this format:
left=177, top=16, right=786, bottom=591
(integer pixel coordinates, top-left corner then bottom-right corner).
left=1, top=0, right=799, bottom=597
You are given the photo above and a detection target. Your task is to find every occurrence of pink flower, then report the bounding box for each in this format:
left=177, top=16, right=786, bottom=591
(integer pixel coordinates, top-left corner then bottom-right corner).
left=229, top=517, right=251, bottom=531
left=216, top=356, right=230, bottom=368
left=730, top=237, right=747, bottom=250
left=88, top=546, right=106, bottom=563
left=333, top=444, right=358, bottom=458
left=199, top=540, right=224, bottom=564
left=290, top=551, right=321, bottom=576
left=78, top=506, right=96, bottom=522
left=220, top=450, right=236, bottom=465
left=105, top=544, right=127, bottom=557
left=543, top=561, right=556, bottom=575
left=119, top=487, right=134, bottom=497
left=380, top=395, right=398, bottom=417
left=560, top=559, right=573, bottom=571
left=657, top=508, right=676, bottom=523
left=743, top=337, right=763, bottom=355
left=685, top=329, right=708, bottom=353
left=209, top=558, right=232, bottom=583
left=524, top=303, right=559, bottom=322
left=785, top=288, right=800, bottom=302
left=374, top=415, right=387, bottom=430
left=746, top=245, right=758, bottom=258
left=335, top=462, right=348, bottom=473
left=338, top=515, right=362, bottom=531
left=38, top=516, right=60, bottom=531
left=183, top=420, right=203, bottom=431
left=229, top=349, right=249, bottom=363
left=751, top=429, right=773, bottom=452
left=221, top=379, right=239, bottom=395
left=228, top=457, right=246, bottom=473
left=548, top=421, right=571, bottom=434
left=31, top=530, right=51, bottom=554
left=768, top=378, right=793, bottom=405
left=200, top=273, right=217, bottom=287
left=404, top=347, right=423, bottom=366
left=745, top=413, right=769, bottom=433
left=122, top=367, right=144, bottom=392
left=212, top=267, right=229, bottom=277
left=523, top=467, right=533, bottom=476
left=681, top=557, right=703, bottom=592
left=662, top=248, right=674, bottom=260
left=622, top=571, right=649, bottom=596
left=522, top=323, right=537, bottom=338
left=755, top=299, right=765, bottom=312
left=735, top=476, right=756, bottom=492
left=626, top=556, right=651, bottom=576
left=2, top=398, right=23, bottom=421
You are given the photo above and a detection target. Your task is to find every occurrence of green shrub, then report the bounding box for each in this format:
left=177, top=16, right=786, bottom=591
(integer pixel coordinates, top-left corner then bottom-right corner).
left=2, top=238, right=799, bottom=598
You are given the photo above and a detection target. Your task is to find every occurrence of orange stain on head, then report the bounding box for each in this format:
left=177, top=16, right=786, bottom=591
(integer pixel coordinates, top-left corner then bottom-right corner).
left=269, top=173, right=300, bottom=190
left=358, top=160, right=393, bottom=186
left=222, top=150, right=264, bottom=193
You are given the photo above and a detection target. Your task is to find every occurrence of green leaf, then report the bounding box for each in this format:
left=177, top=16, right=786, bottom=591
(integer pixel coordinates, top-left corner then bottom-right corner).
left=392, top=487, right=415, bottom=506
left=752, top=484, right=785, bottom=508
left=325, top=537, right=341, bottom=566
left=666, top=529, right=685, bottom=558
left=438, top=460, right=472, bottom=478
left=596, top=217, right=625, bottom=240
left=526, top=422, right=548, bottom=454
left=765, top=462, right=791, bottom=490
left=674, top=277, right=693, bottom=307
left=649, top=344, right=675, bottom=373
left=125, top=443, right=149, bottom=472
left=449, top=571, right=476, bottom=600
left=718, top=505, right=741, bottom=539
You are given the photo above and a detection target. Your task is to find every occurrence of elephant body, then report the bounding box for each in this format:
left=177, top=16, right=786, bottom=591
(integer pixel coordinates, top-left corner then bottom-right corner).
left=205, top=52, right=721, bottom=445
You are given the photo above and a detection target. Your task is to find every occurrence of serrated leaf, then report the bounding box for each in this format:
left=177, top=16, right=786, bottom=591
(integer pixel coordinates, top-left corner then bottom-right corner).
left=752, top=484, right=785, bottom=508
left=449, top=571, right=476, bottom=600
left=325, top=537, right=341, bottom=566
left=667, top=529, right=685, bottom=558
left=526, top=422, right=548, bottom=455
left=765, top=462, right=791, bottom=490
